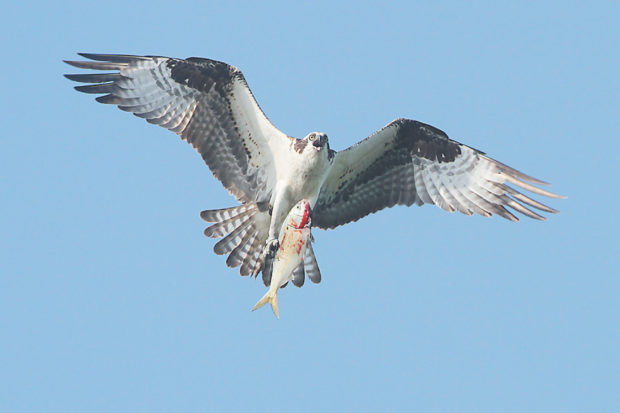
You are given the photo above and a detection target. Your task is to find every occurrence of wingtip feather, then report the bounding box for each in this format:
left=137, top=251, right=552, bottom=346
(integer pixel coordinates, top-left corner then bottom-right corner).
left=503, top=174, right=563, bottom=199
left=77, top=53, right=145, bottom=62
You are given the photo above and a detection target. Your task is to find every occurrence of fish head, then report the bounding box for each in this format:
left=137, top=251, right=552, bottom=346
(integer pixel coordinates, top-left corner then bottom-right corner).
left=288, top=199, right=312, bottom=229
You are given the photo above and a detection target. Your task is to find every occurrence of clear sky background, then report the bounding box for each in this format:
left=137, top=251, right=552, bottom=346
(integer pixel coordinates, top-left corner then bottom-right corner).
left=2, top=1, right=618, bottom=412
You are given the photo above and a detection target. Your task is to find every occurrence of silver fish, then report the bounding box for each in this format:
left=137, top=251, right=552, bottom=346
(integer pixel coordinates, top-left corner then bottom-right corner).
left=252, top=199, right=313, bottom=318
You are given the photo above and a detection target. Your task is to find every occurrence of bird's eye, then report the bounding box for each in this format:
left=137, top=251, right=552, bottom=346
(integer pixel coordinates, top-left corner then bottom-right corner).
left=309, top=134, right=315, bottom=141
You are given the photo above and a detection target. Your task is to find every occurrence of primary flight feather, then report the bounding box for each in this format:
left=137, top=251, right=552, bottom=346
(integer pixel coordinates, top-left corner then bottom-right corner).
left=65, top=53, right=562, bottom=283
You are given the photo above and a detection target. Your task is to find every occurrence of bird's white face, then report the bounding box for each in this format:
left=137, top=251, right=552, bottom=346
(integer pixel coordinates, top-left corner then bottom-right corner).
left=305, top=132, right=329, bottom=152
left=287, top=199, right=312, bottom=229
left=293, top=131, right=334, bottom=167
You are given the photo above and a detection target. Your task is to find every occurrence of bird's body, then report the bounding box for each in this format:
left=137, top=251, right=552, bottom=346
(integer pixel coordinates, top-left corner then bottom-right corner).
left=252, top=200, right=314, bottom=318
left=197, top=132, right=332, bottom=276
left=65, top=53, right=562, bottom=299
left=263, top=133, right=332, bottom=245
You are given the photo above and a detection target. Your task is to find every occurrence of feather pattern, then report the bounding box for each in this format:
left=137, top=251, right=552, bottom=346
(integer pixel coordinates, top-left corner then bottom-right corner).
left=304, top=243, right=321, bottom=284
left=65, top=53, right=295, bottom=204
left=292, top=264, right=305, bottom=287
left=227, top=228, right=258, bottom=270
left=200, top=204, right=257, bottom=223
left=240, top=228, right=264, bottom=276
left=200, top=204, right=270, bottom=276
left=261, top=255, right=274, bottom=287
left=203, top=208, right=255, bottom=238
left=213, top=219, right=253, bottom=255
left=65, top=54, right=562, bottom=286
left=313, top=118, right=562, bottom=229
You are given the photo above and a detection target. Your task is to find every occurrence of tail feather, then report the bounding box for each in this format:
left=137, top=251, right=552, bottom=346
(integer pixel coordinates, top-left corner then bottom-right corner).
left=227, top=228, right=258, bottom=270
left=292, top=263, right=305, bottom=287
left=261, top=254, right=274, bottom=287
left=213, top=219, right=253, bottom=255
left=240, top=230, right=263, bottom=277
left=252, top=289, right=279, bottom=319
left=304, top=243, right=321, bottom=284
left=200, top=204, right=255, bottom=223
left=200, top=203, right=272, bottom=277
left=204, top=207, right=256, bottom=238
left=250, top=251, right=265, bottom=279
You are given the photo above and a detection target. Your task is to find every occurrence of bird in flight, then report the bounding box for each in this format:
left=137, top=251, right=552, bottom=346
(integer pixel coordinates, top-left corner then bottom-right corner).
left=65, top=53, right=562, bottom=282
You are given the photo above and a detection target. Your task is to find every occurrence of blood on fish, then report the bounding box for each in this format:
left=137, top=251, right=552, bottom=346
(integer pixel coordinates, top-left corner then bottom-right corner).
left=298, top=203, right=311, bottom=228
left=295, top=239, right=305, bottom=254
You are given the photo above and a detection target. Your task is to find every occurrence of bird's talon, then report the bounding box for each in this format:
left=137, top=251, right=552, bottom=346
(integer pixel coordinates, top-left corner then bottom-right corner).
left=264, top=238, right=279, bottom=258
left=259, top=238, right=279, bottom=262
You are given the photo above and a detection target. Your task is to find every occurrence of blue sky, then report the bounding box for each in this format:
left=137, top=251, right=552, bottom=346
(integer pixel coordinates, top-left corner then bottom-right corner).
left=2, top=1, right=619, bottom=412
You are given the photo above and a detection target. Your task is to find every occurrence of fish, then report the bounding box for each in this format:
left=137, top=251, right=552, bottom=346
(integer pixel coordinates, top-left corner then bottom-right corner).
left=252, top=199, right=319, bottom=318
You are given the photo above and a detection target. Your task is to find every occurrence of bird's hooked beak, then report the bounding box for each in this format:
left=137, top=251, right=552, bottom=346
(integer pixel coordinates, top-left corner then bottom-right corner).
left=312, top=134, right=325, bottom=149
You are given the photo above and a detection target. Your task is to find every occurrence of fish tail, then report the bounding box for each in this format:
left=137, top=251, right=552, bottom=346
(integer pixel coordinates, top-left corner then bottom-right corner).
left=252, top=289, right=279, bottom=319
left=271, top=293, right=279, bottom=319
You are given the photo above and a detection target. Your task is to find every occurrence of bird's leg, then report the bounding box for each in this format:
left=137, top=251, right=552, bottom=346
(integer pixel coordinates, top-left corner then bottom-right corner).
left=263, top=229, right=279, bottom=261
left=264, top=223, right=281, bottom=259
left=265, top=238, right=279, bottom=256
left=258, top=235, right=279, bottom=274
left=263, top=187, right=289, bottom=259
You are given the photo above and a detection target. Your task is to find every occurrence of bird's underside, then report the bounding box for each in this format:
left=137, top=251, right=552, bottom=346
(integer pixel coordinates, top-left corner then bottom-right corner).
left=64, top=53, right=563, bottom=283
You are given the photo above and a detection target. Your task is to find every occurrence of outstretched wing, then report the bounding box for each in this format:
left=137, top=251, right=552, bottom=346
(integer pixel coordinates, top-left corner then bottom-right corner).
left=313, top=118, right=563, bottom=229
left=65, top=53, right=293, bottom=204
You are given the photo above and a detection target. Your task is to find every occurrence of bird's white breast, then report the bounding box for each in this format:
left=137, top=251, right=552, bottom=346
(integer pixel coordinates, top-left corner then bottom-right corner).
left=282, top=146, right=332, bottom=205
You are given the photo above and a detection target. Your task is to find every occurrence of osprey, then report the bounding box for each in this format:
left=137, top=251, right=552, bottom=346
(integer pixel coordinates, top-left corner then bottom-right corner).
left=65, top=53, right=562, bottom=280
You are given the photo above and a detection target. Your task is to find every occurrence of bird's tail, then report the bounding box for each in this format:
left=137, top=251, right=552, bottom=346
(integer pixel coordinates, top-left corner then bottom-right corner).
left=252, top=289, right=279, bottom=319
left=200, top=203, right=270, bottom=276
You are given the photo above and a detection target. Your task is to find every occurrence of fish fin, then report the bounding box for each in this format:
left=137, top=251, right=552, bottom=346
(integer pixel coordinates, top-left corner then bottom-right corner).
left=252, top=289, right=279, bottom=319
left=252, top=290, right=272, bottom=312
left=271, top=293, right=279, bottom=319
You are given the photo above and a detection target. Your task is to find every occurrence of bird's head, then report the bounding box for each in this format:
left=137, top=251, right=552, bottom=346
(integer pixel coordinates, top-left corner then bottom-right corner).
left=288, top=199, right=312, bottom=229
left=305, top=132, right=329, bottom=151
left=294, top=132, right=335, bottom=162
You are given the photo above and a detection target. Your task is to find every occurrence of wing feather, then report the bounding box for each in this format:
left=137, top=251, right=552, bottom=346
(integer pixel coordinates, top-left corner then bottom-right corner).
left=65, top=53, right=294, bottom=204
left=314, top=118, right=561, bottom=228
